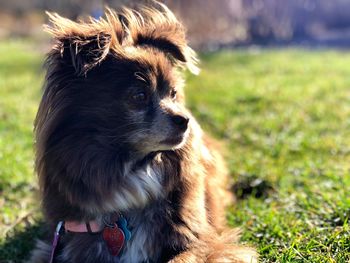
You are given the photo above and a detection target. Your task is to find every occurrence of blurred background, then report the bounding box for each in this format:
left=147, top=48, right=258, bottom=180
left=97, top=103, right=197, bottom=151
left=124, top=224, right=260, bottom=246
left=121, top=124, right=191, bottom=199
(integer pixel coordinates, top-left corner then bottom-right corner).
left=0, top=0, right=350, bottom=262
left=1, top=0, right=350, bottom=50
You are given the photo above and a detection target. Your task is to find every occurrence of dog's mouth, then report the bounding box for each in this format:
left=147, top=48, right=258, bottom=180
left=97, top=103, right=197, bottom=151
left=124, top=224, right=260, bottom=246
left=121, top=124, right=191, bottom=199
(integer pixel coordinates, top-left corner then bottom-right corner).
left=160, top=131, right=189, bottom=147
left=160, top=135, right=184, bottom=145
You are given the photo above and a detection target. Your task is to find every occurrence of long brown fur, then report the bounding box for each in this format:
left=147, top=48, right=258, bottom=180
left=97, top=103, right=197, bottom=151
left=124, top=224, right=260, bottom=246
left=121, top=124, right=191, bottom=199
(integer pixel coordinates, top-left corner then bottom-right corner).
left=29, top=2, right=257, bottom=263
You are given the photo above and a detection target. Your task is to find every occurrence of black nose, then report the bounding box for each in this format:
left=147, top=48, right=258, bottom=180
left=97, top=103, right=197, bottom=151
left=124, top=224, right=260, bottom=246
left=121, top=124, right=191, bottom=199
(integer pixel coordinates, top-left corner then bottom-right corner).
left=171, top=115, right=189, bottom=131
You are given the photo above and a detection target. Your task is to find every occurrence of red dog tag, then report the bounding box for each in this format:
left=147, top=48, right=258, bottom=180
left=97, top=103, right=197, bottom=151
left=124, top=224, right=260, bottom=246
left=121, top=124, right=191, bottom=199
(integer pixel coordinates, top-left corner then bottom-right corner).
left=102, top=224, right=125, bottom=256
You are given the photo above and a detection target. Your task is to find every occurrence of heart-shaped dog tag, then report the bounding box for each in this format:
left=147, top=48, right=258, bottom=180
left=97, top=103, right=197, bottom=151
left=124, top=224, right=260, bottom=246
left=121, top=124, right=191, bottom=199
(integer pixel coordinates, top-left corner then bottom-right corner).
left=102, top=224, right=125, bottom=256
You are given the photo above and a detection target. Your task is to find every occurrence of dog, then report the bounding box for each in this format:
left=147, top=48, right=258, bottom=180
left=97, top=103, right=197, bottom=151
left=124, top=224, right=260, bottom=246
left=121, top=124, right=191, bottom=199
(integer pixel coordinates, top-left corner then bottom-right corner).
left=29, top=2, right=257, bottom=263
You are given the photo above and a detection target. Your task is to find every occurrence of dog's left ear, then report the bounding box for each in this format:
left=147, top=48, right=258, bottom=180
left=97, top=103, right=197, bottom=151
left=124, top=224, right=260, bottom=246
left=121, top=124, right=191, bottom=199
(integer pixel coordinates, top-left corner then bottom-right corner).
left=44, top=12, right=123, bottom=76
left=124, top=3, right=200, bottom=75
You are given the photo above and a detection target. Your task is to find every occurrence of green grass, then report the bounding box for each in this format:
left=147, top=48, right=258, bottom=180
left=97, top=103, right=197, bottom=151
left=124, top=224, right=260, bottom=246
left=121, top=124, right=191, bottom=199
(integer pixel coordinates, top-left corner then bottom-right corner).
left=0, top=40, right=44, bottom=261
left=0, top=40, right=349, bottom=262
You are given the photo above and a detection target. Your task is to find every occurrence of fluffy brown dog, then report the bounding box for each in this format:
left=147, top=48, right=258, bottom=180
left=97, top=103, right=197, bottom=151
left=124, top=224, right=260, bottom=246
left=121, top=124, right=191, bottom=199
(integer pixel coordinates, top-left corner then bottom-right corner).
left=29, top=3, right=257, bottom=263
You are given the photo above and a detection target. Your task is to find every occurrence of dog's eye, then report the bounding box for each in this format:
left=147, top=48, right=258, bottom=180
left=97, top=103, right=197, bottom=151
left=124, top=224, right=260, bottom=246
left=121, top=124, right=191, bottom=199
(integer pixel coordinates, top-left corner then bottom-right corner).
left=131, top=92, right=147, bottom=102
left=170, top=89, right=177, bottom=99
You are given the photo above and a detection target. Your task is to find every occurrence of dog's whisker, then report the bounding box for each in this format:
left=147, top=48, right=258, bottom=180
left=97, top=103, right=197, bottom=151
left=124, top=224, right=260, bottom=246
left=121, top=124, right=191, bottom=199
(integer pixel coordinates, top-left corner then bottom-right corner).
left=104, top=121, right=152, bottom=131
left=106, top=130, right=151, bottom=144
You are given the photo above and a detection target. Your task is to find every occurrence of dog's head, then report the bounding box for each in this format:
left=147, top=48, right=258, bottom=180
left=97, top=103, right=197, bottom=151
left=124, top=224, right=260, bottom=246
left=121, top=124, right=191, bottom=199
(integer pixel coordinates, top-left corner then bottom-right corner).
left=38, top=3, right=199, bottom=159
left=35, top=3, right=200, bottom=215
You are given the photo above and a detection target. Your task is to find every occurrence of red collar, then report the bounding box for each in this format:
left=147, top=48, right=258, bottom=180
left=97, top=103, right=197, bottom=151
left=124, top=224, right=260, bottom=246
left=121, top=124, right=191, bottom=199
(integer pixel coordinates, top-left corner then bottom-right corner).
left=65, top=220, right=102, bottom=233
left=49, top=215, right=131, bottom=263
left=64, top=213, right=120, bottom=233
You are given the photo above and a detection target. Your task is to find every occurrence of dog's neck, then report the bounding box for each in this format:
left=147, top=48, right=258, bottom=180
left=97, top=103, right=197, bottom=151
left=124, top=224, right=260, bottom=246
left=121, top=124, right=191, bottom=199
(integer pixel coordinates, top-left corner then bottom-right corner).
left=60, top=151, right=166, bottom=233
left=89, top=152, right=166, bottom=217
left=132, top=151, right=160, bottom=170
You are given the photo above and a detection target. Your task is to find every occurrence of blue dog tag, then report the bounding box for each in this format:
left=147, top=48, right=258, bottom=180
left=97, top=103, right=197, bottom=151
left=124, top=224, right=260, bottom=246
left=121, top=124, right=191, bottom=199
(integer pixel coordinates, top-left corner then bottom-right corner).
left=117, top=216, right=131, bottom=241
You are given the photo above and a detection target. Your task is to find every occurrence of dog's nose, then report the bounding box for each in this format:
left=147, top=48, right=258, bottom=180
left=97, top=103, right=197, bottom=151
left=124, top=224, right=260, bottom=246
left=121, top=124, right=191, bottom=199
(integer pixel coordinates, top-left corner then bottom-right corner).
left=171, top=115, right=189, bottom=131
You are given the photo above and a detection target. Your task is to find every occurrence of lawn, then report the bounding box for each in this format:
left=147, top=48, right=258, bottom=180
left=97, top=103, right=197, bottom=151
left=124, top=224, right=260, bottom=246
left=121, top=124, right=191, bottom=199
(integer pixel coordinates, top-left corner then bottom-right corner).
left=0, top=40, right=349, bottom=262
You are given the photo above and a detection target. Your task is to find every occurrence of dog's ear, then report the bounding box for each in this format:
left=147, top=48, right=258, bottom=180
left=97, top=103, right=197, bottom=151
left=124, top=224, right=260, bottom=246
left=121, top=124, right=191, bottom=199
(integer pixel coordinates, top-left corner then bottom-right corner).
left=123, top=3, right=199, bottom=75
left=44, top=12, right=123, bottom=76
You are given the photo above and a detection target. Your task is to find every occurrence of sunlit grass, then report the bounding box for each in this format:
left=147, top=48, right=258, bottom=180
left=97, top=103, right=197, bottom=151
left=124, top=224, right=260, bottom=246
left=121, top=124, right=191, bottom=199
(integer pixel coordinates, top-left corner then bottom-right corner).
left=0, top=41, right=349, bottom=262
left=0, top=40, right=44, bottom=260
left=187, top=49, right=350, bottom=262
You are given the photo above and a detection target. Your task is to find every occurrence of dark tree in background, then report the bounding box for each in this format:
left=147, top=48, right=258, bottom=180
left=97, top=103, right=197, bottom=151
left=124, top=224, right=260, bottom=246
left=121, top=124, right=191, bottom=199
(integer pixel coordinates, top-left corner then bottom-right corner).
left=243, top=0, right=350, bottom=45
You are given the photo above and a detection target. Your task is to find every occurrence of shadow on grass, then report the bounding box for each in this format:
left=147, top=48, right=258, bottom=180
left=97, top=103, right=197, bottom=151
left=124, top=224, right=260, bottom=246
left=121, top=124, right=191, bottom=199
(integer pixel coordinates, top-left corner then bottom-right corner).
left=0, top=222, right=46, bottom=263
left=232, top=174, right=275, bottom=200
